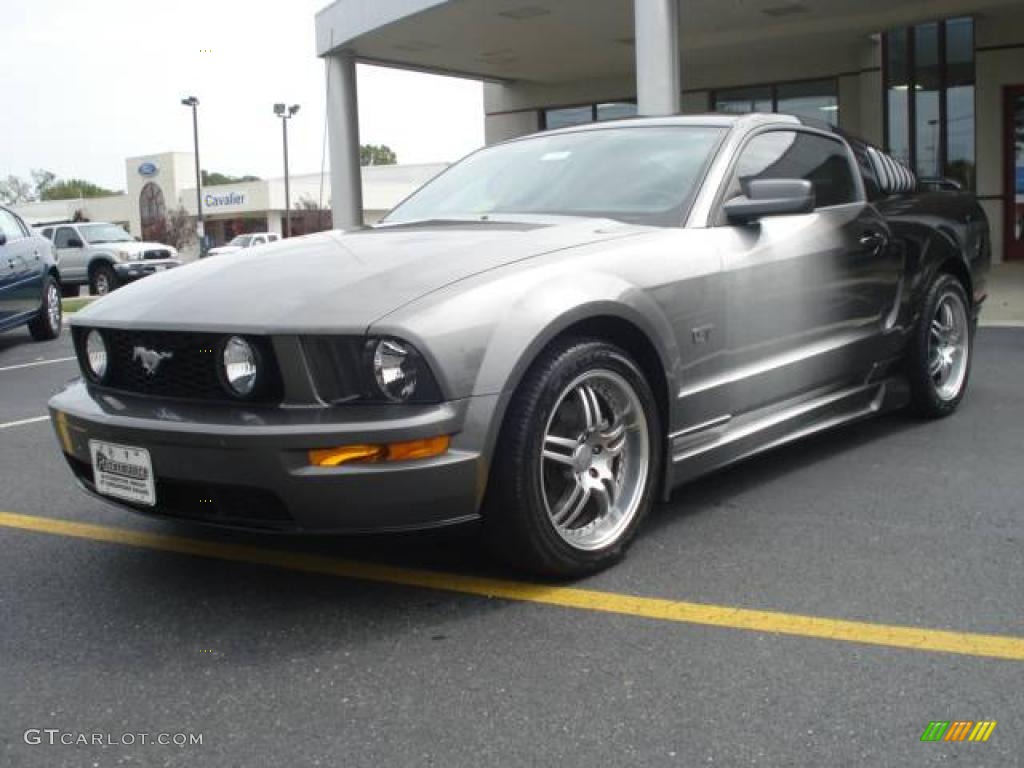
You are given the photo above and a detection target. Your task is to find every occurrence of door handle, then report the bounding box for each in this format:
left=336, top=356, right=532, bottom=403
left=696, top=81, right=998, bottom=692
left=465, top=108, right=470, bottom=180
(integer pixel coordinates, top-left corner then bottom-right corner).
left=859, top=232, right=887, bottom=250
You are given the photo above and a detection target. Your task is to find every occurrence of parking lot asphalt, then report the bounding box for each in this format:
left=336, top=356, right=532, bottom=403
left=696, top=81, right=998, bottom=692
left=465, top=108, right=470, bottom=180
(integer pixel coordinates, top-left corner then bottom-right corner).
left=0, top=325, right=1021, bottom=767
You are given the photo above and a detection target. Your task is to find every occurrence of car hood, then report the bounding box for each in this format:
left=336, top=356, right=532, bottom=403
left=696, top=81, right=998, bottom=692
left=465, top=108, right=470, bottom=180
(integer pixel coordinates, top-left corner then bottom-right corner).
left=207, top=245, right=243, bottom=256
left=74, top=216, right=647, bottom=333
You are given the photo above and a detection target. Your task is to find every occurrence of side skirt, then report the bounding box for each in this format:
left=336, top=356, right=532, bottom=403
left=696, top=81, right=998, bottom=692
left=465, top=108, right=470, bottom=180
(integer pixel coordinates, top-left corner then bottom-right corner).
left=662, top=376, right=910, bottom=495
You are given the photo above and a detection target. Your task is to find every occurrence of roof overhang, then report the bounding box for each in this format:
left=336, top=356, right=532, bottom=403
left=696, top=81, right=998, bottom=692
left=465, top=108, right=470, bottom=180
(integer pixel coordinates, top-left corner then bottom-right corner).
left=315, top=0, right=1023, bottom=84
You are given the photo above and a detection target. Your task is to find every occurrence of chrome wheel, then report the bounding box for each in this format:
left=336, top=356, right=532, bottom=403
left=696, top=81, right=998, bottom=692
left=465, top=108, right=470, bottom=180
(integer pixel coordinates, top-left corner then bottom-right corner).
left=928, top=291, right=969, bottom=401
left=539, top=369, right=650, bottom=551
left=94, top=273, right=111, bottom=295
left=46, top=283, right=61, bottom=332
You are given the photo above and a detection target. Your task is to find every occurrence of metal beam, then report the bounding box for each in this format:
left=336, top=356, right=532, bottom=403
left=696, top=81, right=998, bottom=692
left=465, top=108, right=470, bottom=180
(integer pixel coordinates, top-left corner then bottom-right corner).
left=325, top=51, right=364, bottom=229
left=634, top=0, right=680, bottom=116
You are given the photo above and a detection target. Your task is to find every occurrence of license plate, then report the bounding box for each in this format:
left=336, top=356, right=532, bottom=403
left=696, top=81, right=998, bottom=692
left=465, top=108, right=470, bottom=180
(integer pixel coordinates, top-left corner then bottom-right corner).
left=89, top=440, right=156, bottom=506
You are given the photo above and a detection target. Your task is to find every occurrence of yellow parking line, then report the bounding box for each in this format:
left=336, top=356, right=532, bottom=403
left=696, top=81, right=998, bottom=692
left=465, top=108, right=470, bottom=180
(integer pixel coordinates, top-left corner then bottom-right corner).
left=2, top=509, right=1023, bottom=662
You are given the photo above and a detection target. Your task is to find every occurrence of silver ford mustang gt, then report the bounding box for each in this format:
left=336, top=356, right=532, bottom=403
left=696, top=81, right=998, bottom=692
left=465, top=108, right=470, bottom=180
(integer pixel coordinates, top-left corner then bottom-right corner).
left=49, top=114, right=989, bottom=576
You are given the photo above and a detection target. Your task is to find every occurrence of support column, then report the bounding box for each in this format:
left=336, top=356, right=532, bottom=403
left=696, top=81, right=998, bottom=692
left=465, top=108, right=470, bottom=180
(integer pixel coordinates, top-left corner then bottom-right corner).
left=326, top=50, right=363, bottom=229
left=634, top=0, right=680, bottom=116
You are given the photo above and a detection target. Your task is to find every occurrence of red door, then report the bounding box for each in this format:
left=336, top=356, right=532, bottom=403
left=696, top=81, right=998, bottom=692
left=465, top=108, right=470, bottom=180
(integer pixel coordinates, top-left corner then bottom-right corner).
left=1006, top=85, right=1024, bottom=261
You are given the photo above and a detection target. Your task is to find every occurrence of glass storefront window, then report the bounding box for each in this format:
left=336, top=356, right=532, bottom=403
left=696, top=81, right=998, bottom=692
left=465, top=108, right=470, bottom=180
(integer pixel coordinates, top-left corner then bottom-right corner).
left=542, top=101, right=637, bottom=130
left=714, top=86, right=772, bottom=115
left=713, top=80, right=838, bottom=125
left=596, top=102, right=638, bottom=121
left=544, top=106, right=594, bottom=130
left=777, top=80, right=839, bottom=126
left=884, top=17, right=975, bottom=188
left=914, top=23, right=942, bottom=178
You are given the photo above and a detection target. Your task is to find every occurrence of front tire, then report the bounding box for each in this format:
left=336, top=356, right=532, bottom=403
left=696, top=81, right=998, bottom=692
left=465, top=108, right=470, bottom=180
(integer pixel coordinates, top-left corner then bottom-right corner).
left=90, top=264, right=119, bottom=296
left=908, top=274, right=973, bottom=418
left=28, top=276, right=62, bottom=341
left=484, top=339, right=661, bottom=578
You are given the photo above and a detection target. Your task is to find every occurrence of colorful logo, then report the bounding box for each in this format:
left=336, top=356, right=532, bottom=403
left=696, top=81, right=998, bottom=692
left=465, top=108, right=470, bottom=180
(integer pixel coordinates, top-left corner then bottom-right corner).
left=138, top=161, right=159, bottom=177
left=921, top=721, right=996, bottom=742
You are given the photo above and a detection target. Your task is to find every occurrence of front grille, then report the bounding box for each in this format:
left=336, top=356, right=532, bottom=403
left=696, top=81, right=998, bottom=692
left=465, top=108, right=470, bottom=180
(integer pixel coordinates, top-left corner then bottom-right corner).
left=143, top=249, right=171, bottom=260
left=66, top=454, right=293, bottom=529
left=73, top=328, right=282, bottom=403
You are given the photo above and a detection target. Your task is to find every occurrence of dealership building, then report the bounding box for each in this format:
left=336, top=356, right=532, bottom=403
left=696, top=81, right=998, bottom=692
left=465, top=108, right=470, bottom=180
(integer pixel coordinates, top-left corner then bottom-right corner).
left=13, top=153, right=445, bottom=253
left=316, top=0, right=1024, bottom=263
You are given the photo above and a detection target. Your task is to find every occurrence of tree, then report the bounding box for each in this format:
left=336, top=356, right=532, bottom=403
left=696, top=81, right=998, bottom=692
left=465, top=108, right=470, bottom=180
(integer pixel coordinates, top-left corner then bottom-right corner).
left=360, top=144, right=397, bottom=166
left=31, top=169, right=56, bottom=200
left=164, top=206, right=196, bottom=251
left=0, top=175, right=34, bottom=205
left=42, top=179, right=116, bottom=200
left=201, top=170, right=261, bottom=186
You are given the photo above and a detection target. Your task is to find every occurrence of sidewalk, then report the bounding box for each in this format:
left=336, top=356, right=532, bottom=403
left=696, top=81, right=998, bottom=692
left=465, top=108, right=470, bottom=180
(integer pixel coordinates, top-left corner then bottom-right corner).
left=983, top=261, right=1024, bottom=327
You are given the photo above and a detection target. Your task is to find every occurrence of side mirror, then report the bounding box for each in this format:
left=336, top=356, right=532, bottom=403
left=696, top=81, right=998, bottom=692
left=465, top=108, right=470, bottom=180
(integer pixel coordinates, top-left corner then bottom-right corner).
left=0, top=232, right=7, bottom=247
left=724, top=179, right=815, bottom=224
left=67, top=237, right=84, bottom=248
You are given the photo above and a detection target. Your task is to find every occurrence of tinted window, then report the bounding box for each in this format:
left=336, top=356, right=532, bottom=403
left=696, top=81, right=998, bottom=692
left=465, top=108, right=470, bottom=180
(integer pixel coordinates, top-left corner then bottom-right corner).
left=0, top=209, right=25, bottom=241
left=544, top=106, right=593, bottom=130
left=385, top=126, right=727, bottom=227
left=41, top=227, right=54, bottom=240
left=730, top=131, right=859, bottom=209
left=54, top=227, right=77, bottom=248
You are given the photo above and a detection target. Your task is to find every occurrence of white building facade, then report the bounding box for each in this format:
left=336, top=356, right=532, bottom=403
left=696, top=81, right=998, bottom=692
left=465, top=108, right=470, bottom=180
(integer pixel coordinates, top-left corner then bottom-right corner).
left=13, top=153, right=446, bottom=255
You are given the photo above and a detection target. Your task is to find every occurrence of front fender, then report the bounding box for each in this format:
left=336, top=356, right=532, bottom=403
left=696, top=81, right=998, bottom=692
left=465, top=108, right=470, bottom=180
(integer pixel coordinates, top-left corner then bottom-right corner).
left=371, top=264, right=680, bottom=468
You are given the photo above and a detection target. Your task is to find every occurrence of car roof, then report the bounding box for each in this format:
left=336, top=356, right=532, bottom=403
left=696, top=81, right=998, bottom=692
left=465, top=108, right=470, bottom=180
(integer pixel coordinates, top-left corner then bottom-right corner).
left=539, top=112, right=802, bottom=138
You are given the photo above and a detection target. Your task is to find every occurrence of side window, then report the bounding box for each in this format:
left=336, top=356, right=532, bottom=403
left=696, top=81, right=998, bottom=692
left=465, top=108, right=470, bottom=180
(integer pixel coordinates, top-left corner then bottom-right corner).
left=252, top=236, right=265, bottom=245
left=268, top=234, right=279, bottom=242
left=41, top=227, right=54, bottom=240
left=0, top=209, right=25, bottom=242
left=54, top=226, right=77, bottom=248
left=727, top=130, right=860, bottom=211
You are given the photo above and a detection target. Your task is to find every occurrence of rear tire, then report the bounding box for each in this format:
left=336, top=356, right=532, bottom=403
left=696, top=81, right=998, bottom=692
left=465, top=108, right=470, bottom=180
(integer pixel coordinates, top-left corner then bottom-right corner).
left=28, top=276, right=62, bottom=341
left=908, top=273, right=973, bottom=418
left=90, top=264, right=119, bottom=296
left=483, top=338, right=661, bottom=578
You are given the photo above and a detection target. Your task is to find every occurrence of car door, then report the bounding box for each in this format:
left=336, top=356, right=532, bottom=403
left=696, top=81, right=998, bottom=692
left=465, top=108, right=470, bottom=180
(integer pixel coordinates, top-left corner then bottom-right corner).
left=54, top=225, right=87, bottom=283
left=0, top=212, right=17, bottom=322
left=0, top=208, right=43, bottom=318
left=710, top=128, right=900, bottom=417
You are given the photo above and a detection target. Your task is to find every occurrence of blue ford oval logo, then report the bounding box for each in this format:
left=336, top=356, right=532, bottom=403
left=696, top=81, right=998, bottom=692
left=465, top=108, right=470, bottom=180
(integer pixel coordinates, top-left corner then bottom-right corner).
left=138, top=162, right=158, bottom=177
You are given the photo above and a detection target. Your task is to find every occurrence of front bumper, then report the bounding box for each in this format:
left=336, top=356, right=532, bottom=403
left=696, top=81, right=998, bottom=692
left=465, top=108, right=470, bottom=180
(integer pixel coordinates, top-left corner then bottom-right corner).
left=48, top=380, right=487, bottom=533
left=114, top=259, right=182, bottom=282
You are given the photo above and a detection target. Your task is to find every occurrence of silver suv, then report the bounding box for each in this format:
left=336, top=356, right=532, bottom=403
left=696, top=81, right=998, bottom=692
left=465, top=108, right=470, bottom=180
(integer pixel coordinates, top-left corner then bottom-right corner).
left=37, top=222, right=181, bottom=296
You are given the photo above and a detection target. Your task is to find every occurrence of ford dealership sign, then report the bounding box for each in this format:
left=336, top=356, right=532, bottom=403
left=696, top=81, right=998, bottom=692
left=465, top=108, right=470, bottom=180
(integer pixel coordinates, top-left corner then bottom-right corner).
left=137, top=161, right=158, bottom=177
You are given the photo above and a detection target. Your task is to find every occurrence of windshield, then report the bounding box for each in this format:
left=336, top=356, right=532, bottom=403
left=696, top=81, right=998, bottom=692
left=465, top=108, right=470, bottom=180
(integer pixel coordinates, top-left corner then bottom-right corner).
left=229, top=235, right=252, bottom=247
left=79, top=223, right=134, bottom=244
left=384, top=125, right=726, bottom=226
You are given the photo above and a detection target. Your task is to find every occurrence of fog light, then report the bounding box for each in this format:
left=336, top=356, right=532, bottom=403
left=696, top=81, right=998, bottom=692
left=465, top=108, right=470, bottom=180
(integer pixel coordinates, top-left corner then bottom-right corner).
left=308, top=435, right=450, bottom=467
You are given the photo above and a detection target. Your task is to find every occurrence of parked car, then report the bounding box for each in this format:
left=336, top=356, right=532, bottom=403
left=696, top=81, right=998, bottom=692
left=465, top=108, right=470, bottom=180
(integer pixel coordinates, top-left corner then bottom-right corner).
left=0, top=206, right=63, bottom=341
left=48, top=114, right=989, bottom=576
left=205, top=232, right=281, bottom=257
left=36, top=222, right=181, bottom=296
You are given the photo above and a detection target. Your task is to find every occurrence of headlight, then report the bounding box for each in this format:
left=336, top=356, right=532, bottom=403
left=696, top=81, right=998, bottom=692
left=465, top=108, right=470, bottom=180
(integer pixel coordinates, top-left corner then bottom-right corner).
left=118, top=249, right=140, bottom=261
left=372, top=339, right=420, bottom=402
left=84, top=330, right=109, bottom=381
left=221, top=336, right=259, bottom=397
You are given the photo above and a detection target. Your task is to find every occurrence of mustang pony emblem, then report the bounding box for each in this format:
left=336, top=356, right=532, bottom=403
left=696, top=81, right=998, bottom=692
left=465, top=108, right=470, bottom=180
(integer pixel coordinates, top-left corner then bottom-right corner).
left=132, top=346, right=174, bottom=376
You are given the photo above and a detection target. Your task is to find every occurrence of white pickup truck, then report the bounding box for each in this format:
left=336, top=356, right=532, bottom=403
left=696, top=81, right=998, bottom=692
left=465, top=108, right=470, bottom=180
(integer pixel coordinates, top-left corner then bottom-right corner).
left=37, top=222, right=181, bottom=296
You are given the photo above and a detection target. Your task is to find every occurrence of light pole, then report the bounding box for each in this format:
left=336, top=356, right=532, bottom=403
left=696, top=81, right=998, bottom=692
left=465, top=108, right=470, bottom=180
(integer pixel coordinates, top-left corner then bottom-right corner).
left=181, top=96, right=204, bottom=254
left=274, top=103, right=300, bottom=237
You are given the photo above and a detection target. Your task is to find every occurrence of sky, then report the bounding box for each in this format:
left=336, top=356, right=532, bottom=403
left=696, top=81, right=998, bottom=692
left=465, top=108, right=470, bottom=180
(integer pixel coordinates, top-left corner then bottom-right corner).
left=0, top=0, right=484, bottom=192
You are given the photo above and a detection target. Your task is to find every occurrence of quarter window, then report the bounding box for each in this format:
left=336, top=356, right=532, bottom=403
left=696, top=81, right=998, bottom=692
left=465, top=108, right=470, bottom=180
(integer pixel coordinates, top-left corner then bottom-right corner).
left=727, top=131, right=859, bottom=212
